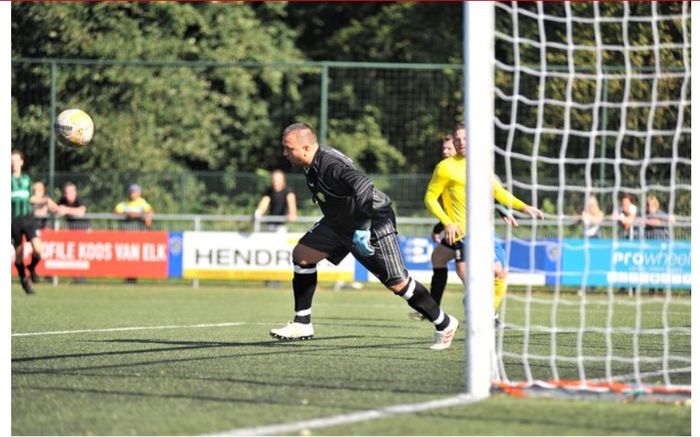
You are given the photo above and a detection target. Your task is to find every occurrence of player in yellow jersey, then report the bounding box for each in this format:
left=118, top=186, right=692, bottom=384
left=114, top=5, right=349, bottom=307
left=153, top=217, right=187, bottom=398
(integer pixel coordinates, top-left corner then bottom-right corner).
left=423, top=123, right=543, bottom=323
left=429, top=134, right=457, bottom=242
left=408, top=134, right=457, bottom=321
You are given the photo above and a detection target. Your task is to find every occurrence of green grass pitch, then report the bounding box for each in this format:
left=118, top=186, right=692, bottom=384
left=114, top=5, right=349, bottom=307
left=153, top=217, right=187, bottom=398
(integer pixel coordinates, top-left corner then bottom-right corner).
left=12, top=281, right=690, bottom=435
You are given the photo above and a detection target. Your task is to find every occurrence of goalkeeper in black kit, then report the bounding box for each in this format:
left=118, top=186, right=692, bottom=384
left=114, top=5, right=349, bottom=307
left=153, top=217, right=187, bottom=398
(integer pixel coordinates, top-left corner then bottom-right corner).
left=270, top=123, right=459, bottom=350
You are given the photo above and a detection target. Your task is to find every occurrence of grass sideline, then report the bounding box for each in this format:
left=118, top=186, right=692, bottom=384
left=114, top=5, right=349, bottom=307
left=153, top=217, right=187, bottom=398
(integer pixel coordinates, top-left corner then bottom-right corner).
left=12, top=281, right=691, bottom=435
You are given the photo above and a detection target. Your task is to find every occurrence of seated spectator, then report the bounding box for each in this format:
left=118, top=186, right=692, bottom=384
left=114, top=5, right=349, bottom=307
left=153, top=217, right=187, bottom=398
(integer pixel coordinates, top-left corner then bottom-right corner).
left=30, top=181, right=58, bottom=229
left=115, top=183, right=154, bottom=230
left=580, top=194, right=604, bottom=238
left=610, top=193, right=638, bottom=239
left=56, top=182, right=89, bottom=230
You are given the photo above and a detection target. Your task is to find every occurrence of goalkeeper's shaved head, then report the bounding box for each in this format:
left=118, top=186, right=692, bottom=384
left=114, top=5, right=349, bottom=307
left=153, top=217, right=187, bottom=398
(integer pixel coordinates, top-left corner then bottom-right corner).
left=281, top=122, right=320, bottom=167
left=282, top=123, right=317, bottom=145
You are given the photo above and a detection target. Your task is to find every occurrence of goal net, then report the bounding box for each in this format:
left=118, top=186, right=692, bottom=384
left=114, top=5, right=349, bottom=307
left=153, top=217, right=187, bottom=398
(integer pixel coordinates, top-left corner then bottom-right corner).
left=489, top=1, right=691, bottom=400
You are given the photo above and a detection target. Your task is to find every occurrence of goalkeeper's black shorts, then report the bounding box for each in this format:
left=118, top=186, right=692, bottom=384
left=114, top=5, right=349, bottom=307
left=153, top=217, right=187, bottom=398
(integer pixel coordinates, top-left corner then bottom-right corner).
left=298, top=217, right=409, bottom=287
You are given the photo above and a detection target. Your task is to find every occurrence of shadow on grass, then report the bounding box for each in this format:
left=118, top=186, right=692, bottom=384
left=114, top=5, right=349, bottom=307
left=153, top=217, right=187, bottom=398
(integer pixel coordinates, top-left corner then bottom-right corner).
left=11, top=334, right=439, bottom=376
left=11, top=335, right=464, bottom=403
left=13, top=366, right=459, bottom=397
left=11, top=383, right=319, bottom=408
left=11, top=335, right=361, bottom=363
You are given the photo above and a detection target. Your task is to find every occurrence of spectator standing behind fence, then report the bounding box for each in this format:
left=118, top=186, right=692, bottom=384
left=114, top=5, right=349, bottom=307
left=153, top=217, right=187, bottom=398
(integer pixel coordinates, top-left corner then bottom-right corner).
left=30, top=181, right=58, bottom=229
left=643, top=194, right=675, bottom=240
left=643, top=194, right=675, bottom=296
left=56, top=182, right=89, bottom=230
left=114, top=183, right=153, bottom=285
left=57, top=182, right=89, bottom=284
left=580, top=194, right=604, bottom=238
left=610, top=193, right=638, bottom=239
left=254, top=170, right=297, bottom=232
left=114, top=183, right=154, bottom=230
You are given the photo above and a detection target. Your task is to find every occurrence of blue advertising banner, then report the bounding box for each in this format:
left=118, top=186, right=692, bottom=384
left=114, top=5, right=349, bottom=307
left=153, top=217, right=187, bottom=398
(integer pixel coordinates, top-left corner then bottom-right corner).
left=501, top=237, right=560, bottom=285
left=560, top=239, right=691, bottom=288
left=354, top=236, right=555, bottom=286
left=168, top=231, right=183, bottom=278
left=354, top=236, right=453, bottom=284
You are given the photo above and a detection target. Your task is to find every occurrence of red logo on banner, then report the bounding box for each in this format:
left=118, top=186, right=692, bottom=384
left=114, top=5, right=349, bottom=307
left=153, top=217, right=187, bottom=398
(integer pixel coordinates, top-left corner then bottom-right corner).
left=11, top=230, right=169, bottom=279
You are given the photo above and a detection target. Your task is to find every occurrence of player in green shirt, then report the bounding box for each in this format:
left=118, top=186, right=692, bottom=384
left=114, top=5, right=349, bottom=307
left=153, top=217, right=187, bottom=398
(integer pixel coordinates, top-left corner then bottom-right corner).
left=11, top=149, right=43, bottom=294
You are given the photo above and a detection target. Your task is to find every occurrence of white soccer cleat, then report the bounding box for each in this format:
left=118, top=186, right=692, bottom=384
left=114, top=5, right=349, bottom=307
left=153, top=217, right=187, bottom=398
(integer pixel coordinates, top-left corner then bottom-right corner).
left=430, top=315, right=459, bottom=350
left=270, top=322, right=314, bottom=341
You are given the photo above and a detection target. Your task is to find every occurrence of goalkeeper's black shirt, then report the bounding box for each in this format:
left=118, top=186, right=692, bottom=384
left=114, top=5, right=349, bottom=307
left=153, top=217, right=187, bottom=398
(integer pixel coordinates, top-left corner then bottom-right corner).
left=303, top=146, right=393, bottom=234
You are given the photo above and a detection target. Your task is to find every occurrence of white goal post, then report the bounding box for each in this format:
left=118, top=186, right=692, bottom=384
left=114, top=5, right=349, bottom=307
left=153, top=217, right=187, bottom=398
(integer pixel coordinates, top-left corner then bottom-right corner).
left=463, top=2, right=495, bottom=399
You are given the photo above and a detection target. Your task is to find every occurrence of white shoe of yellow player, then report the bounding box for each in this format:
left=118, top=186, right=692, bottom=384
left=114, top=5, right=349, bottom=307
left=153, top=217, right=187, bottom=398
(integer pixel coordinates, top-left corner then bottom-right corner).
left=430, top=315, right=459, bottom=350
left=270, top=322, right=314, bottom=341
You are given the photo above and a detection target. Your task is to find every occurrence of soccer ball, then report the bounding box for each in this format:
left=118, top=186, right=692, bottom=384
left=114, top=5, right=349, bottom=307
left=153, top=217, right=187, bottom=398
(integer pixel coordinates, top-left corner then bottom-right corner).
left=54, top=108, right=94, bottom=146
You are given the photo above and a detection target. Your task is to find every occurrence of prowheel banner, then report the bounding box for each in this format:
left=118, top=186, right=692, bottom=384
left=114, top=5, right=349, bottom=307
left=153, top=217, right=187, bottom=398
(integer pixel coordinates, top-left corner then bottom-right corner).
left=560, top=238, right=691, bottom=288
left=181, top=231, right=355, bottom=282
left=10, top=230, right=169, bottom=278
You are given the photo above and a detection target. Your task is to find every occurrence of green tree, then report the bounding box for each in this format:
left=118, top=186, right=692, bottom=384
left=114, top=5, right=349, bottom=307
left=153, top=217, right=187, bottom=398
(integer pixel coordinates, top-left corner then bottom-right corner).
left=286, top=2, right=464, bottom=173
left=12, top=2, right=307, bottom=211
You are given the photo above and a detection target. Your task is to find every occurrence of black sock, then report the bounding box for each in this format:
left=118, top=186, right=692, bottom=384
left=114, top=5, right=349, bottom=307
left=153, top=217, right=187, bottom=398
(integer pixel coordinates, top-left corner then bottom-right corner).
left=395, top=278, right=450, bottom=331
left=430, top=267, right=448, bottom=306
left=15, top=261, right=26, bottom=280
left=293, top=263, right=317, bottom=324
left=28, top=252, right=41, bottom=271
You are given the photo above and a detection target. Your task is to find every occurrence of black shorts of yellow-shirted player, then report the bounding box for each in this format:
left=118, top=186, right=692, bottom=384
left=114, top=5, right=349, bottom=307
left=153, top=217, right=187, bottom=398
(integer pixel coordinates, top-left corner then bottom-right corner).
left=270, top=123, right=459, bottom=350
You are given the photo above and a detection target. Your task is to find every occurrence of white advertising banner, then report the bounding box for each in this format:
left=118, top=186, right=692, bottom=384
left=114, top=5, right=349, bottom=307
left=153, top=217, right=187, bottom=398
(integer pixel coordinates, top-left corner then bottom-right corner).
left=182, top=231, right=354, bottom=281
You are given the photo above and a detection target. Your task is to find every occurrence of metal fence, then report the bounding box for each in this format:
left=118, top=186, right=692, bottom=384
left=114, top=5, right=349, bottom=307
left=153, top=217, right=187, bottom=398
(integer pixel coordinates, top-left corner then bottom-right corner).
left=12, top=58, right=463, bottom=194
left=44, top=213, right=691, bottom=241
left=37, top=171, right=435, bottom=218
left=31, top=169, right=693, bottom=224
left=13, top=57, right=691, bottom=221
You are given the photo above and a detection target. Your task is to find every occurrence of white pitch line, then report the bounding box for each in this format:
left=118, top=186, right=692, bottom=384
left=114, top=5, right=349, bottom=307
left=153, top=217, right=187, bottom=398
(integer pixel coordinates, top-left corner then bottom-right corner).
left=210, top=393, right=484, bottom=436
left=12, top=322, right=247, bottom=337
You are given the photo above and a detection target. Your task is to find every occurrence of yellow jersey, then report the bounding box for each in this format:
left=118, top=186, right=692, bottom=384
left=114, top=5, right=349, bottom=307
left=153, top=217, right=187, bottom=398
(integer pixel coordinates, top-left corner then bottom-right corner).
left=425, top=156, right=467, bottom=238
left=424, top=156, right=527, bottom=242
left=492, top=177, right=526, bottom=212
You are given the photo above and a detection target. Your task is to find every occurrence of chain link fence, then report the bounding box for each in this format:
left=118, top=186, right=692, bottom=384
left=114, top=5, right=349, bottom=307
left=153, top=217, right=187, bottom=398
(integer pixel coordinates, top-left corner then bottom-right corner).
left=13, top=58, right=691, bottom=229
left=12, top=58, right=462, bottom=192
left=38, top=213, right=690, bottom=242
